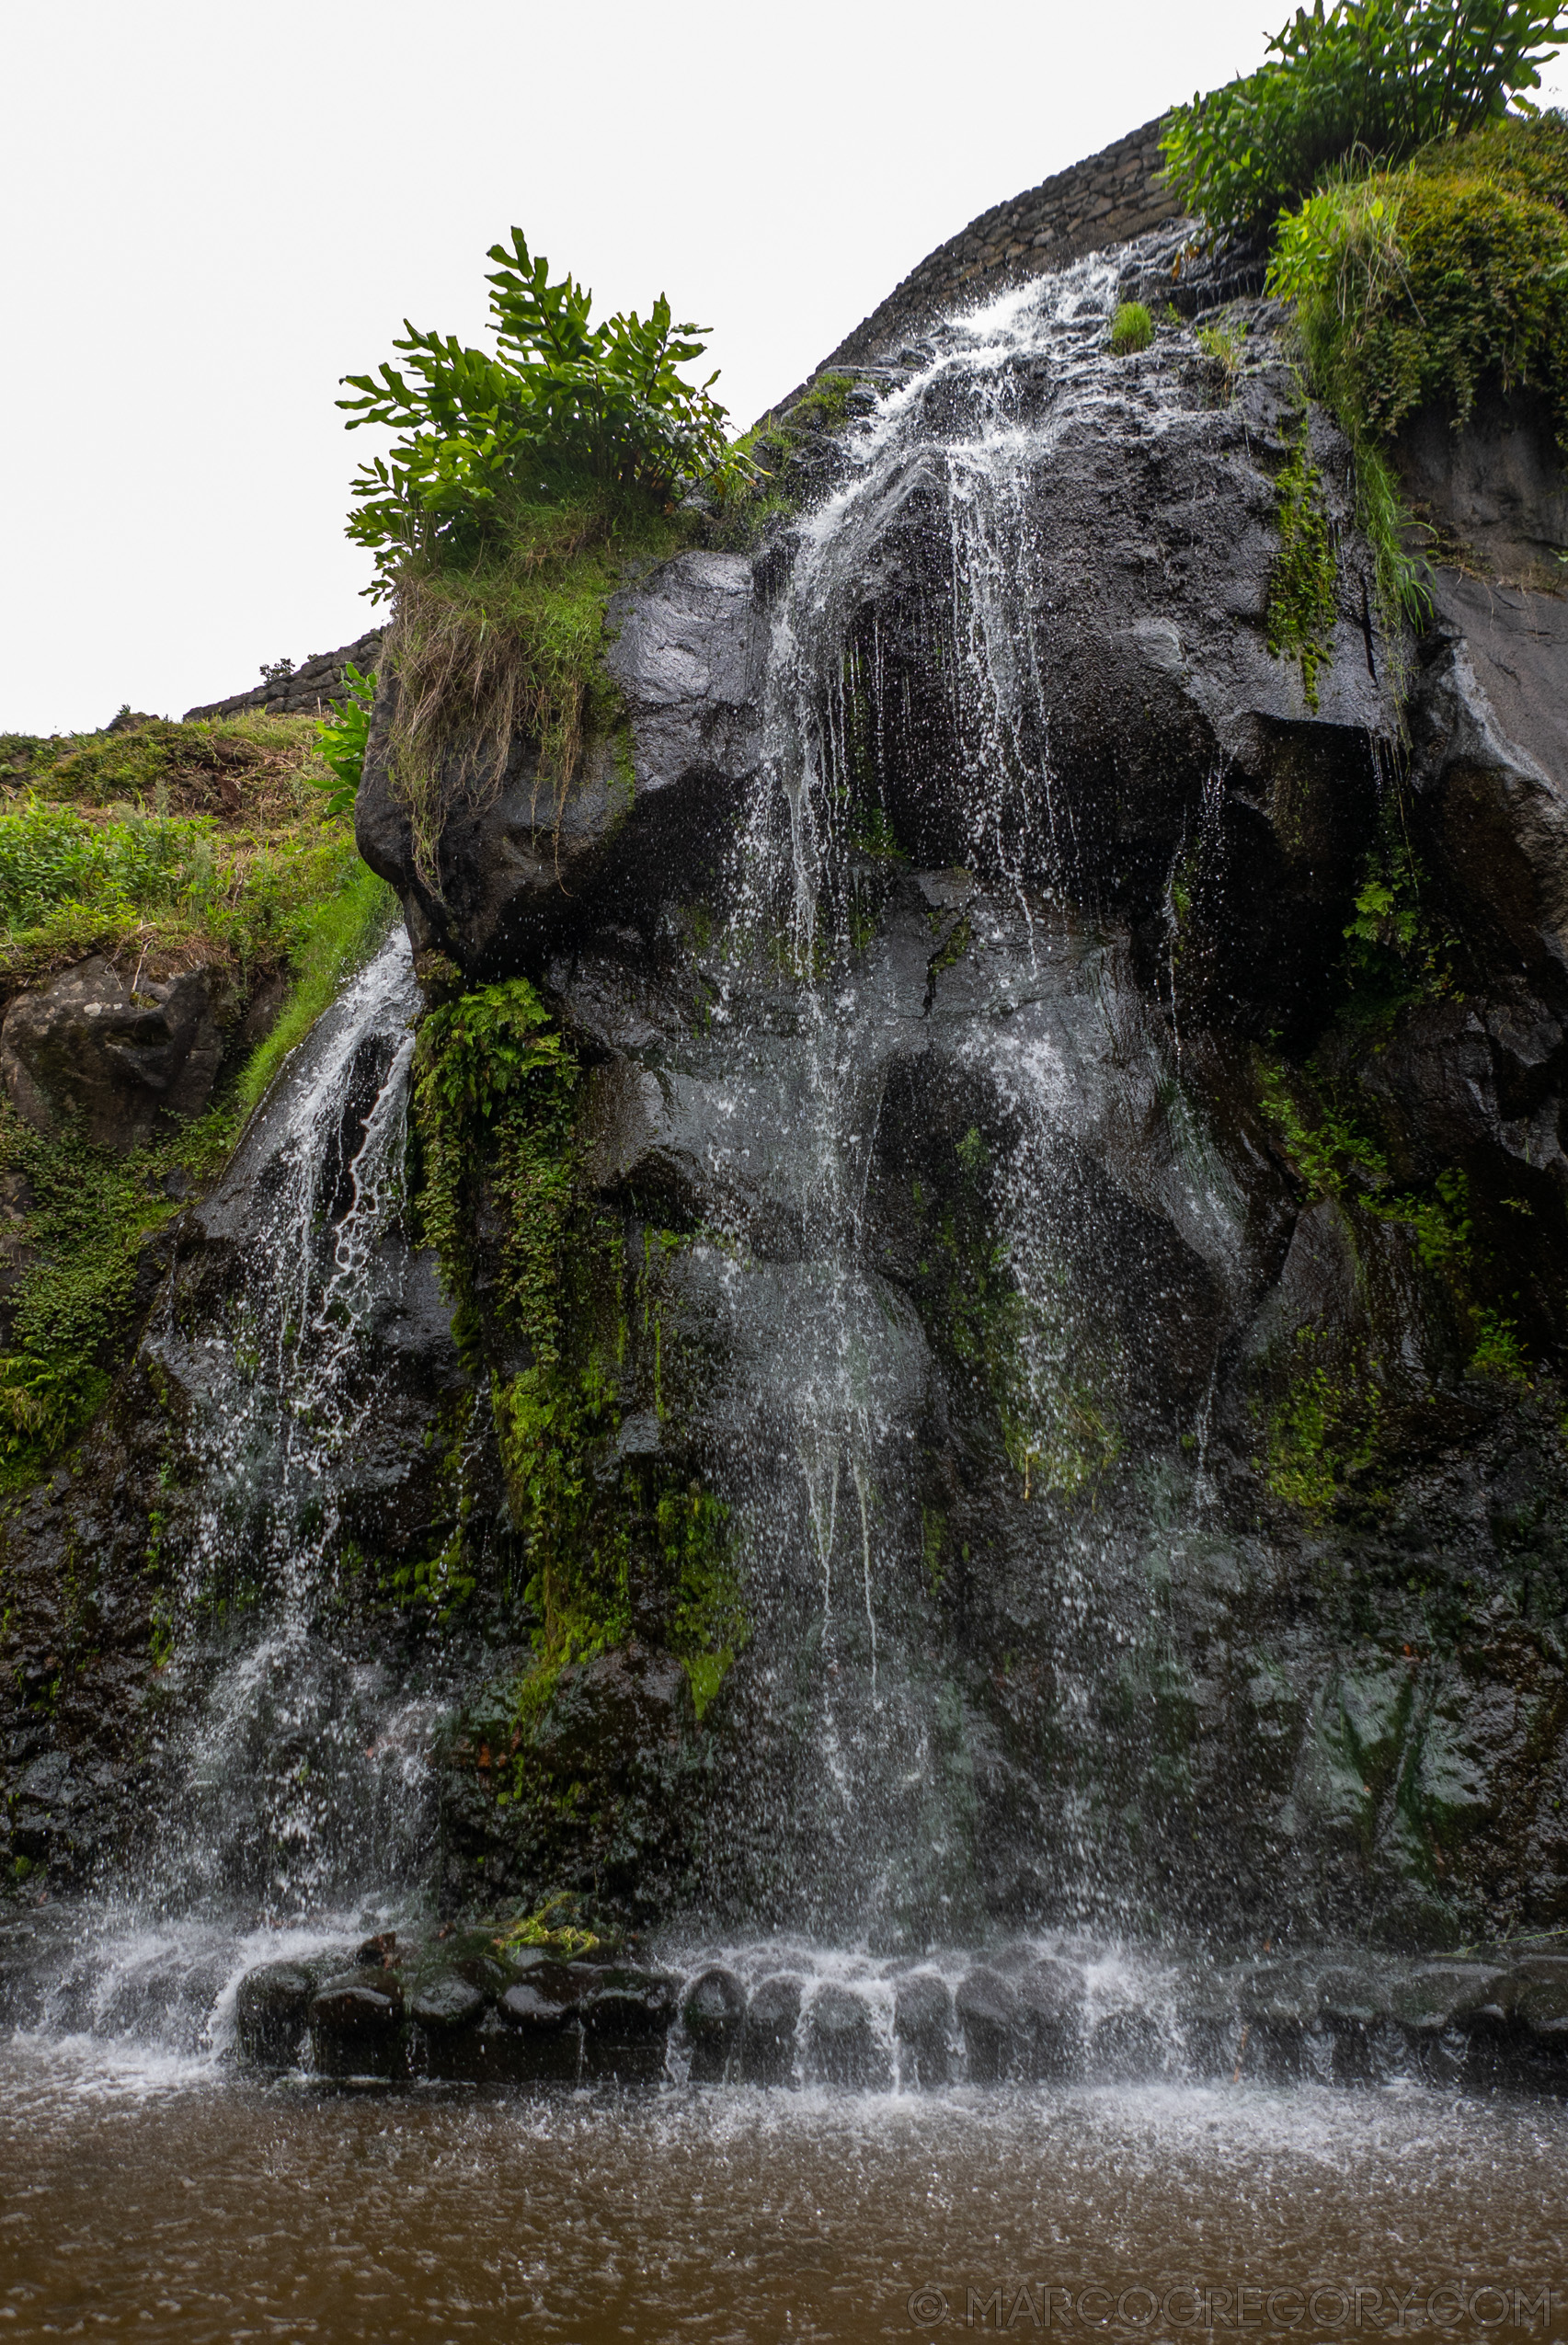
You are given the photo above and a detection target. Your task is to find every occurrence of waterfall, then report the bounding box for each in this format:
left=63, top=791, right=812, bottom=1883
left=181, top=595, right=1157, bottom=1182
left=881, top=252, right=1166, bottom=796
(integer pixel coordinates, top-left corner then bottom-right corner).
left=681, top=250, right=1270, bottom=1932
left=141, top=929, right=442, bottom=1918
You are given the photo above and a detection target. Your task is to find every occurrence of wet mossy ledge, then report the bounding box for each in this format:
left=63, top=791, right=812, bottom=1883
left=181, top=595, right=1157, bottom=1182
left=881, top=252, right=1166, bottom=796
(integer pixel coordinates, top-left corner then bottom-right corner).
left=0, top=712, right=394, bottom=1483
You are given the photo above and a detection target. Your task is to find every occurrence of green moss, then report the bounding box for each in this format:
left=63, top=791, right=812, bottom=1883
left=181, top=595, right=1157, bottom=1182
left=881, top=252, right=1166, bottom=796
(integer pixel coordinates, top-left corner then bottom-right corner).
left=1268, top=117, right=1568, bottom=603
left=234, top=862, right=395, bottom=1114
left=409, top=974, right=746, bottom=1733
left=926, top=912, right=973, bottom=986
left=849, top=803, right=904, bottom=860
left=410, top=975, right=579, bottom=1361
left=1258, top=1056, right=1536, bottom=1429
left=0, top=838, right=391, bottom=1485
left=1274, top=118, right=1568, bottom=452
left=493, top=1891, right=601, bottom=1958
left=1469, top=1305, right=1532, bottom=1384
left=1110, top=301, right=1154, bottom=355
left=783, top=372, right=856, bottom=433
left=1266, top=404, right=1339, bottom=710
left=1262, top=1325, right=1383, bottom=1512
left=660, top=1481, right=748, bottom=1718
left=911, top=1143, right=1119, bottom=1503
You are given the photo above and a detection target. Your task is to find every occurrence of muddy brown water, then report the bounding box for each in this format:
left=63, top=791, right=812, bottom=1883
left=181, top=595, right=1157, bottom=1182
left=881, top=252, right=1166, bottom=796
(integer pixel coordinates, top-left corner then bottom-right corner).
left=3, top=2044, right=1567, bottom=2342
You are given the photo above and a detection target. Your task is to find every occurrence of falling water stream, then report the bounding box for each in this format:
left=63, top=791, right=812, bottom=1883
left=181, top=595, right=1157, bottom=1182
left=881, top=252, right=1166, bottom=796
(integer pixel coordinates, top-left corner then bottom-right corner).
left=4, top=257, right=1565, bottom=2335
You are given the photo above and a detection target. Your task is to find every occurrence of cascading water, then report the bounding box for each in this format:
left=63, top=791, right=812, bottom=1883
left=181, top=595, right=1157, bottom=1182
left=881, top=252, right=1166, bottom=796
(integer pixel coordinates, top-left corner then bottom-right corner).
left=0, top=932, right=465, bottom=2056
left=147, top=928, right=441, bottom=1916
left=688, top=254, right=1261, bottom=1935
left=4, top=219, right=1566, bottom=2344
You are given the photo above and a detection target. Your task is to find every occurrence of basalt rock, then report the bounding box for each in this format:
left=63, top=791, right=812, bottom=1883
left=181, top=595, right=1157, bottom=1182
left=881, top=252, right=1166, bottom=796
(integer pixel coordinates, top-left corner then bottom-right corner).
left=955, top=1966, right=1020, bottom=2081
left=1, top=955, right=227, bottom=1150
left=681, top=1964, right=747, bottom=2082
left=892, top=1970, right=953, bottom=2087
left=807, top=1982, right=886, bottom=2088
left=355, top=551, right=764, bottom=978
left=742, top=1973, right=804, bottom=2084
left=235, top=1959, right=318, bottom=2067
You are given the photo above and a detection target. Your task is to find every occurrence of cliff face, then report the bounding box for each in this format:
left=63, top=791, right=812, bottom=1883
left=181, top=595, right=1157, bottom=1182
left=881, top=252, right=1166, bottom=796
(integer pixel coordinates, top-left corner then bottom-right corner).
left=357, top=231, right=1568, bottom=1947
left=6, top=213, right=1568, bottom=1958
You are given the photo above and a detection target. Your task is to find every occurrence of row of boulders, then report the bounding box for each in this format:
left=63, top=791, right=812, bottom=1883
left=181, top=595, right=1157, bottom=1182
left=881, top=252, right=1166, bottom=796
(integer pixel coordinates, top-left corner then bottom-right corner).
left=235, top=1932, right=1568, bottom=2091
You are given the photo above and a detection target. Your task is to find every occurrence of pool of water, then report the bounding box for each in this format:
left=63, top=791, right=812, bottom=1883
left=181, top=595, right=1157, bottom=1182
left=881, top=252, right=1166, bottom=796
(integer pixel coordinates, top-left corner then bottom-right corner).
left=3, top=2042, right=1566, bottom=2342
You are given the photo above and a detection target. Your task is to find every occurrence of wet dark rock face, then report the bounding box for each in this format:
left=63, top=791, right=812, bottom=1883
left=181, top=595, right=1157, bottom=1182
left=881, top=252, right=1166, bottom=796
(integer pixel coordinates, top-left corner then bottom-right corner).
left=355, top=552, right=765, bottom=978
left=6, top=229, right=1568, bottom=1970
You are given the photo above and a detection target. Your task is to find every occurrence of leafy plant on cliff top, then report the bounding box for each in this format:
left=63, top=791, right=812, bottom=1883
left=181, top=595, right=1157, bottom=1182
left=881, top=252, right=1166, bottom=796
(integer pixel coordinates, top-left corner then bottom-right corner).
left=1162, top=0, right=1568, bottom=238
left=340, top=228, right=745, bottom=593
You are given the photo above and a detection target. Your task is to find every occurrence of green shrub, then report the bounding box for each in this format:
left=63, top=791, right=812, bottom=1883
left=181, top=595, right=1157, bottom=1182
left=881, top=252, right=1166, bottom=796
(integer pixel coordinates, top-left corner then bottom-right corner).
left=341, top=229, right=746, bottom=595
left=1109, top=301, right=1154, bottom=354
left=342, top=234, right=727, bottom=887
left=1268, top=120, right=1568, bottom=450
left=1162, top=0, right=1568, bottom=238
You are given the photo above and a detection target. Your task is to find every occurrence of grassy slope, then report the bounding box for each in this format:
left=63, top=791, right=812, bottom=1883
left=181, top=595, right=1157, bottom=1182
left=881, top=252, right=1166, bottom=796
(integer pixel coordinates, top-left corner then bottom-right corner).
left=0, top=711, right=394, bottom=1481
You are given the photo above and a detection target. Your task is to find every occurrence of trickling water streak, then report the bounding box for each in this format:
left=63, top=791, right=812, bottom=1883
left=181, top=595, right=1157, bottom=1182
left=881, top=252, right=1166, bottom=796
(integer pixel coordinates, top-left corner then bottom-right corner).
left=853, top=1460, right=877, bottom=1701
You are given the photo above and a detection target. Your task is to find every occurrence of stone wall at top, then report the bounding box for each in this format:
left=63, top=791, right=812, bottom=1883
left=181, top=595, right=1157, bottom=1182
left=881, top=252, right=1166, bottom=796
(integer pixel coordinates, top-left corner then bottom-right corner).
left=768, top=116, right=1184, bottom=415
left=184, top=630, right=383, bottom=724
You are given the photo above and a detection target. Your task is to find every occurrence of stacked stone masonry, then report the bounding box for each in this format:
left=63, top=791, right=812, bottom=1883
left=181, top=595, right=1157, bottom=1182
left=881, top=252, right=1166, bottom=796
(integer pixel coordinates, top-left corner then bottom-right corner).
left=184, top=630, right=383, bottom=724
left=769, top=117, right=1182, bottom=416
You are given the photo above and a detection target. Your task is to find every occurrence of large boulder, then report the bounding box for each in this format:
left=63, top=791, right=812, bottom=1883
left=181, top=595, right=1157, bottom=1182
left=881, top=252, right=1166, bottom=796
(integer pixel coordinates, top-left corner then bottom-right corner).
left=1, top=955, right=225, bottom=1150
left=356, top=551, right=764, bottom=976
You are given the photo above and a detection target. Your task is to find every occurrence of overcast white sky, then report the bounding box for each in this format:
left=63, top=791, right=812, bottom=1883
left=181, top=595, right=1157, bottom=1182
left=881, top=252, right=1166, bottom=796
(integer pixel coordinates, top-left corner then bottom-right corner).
left=6, top=1, right=1566, bottom=736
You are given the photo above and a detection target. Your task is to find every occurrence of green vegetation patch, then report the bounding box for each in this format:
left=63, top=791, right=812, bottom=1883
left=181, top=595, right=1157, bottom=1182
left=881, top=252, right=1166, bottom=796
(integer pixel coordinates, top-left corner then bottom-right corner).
left=408, top=976, right=748, bottom=1728
left=1269, top=117, right=1568, bottom=457
left=1262, top=1323, right=1384, bottom=1511
left=0, top=713, right=375, bottom=994
left=909, top=1134, right=1120, bottom=1504
left=341, top=228, right=755, bottom=887
left=0, top=709, right=394, bottom=1481
left=1162, top=0, right=1567, bottom=238
left=1110, top=302, right=1154, bottom=355
left=382, top=498, right=689, bottom=891
left=1266, top=404, right=1340, bottom=710
left=1260, top=1057, right=1533, bottom=1407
